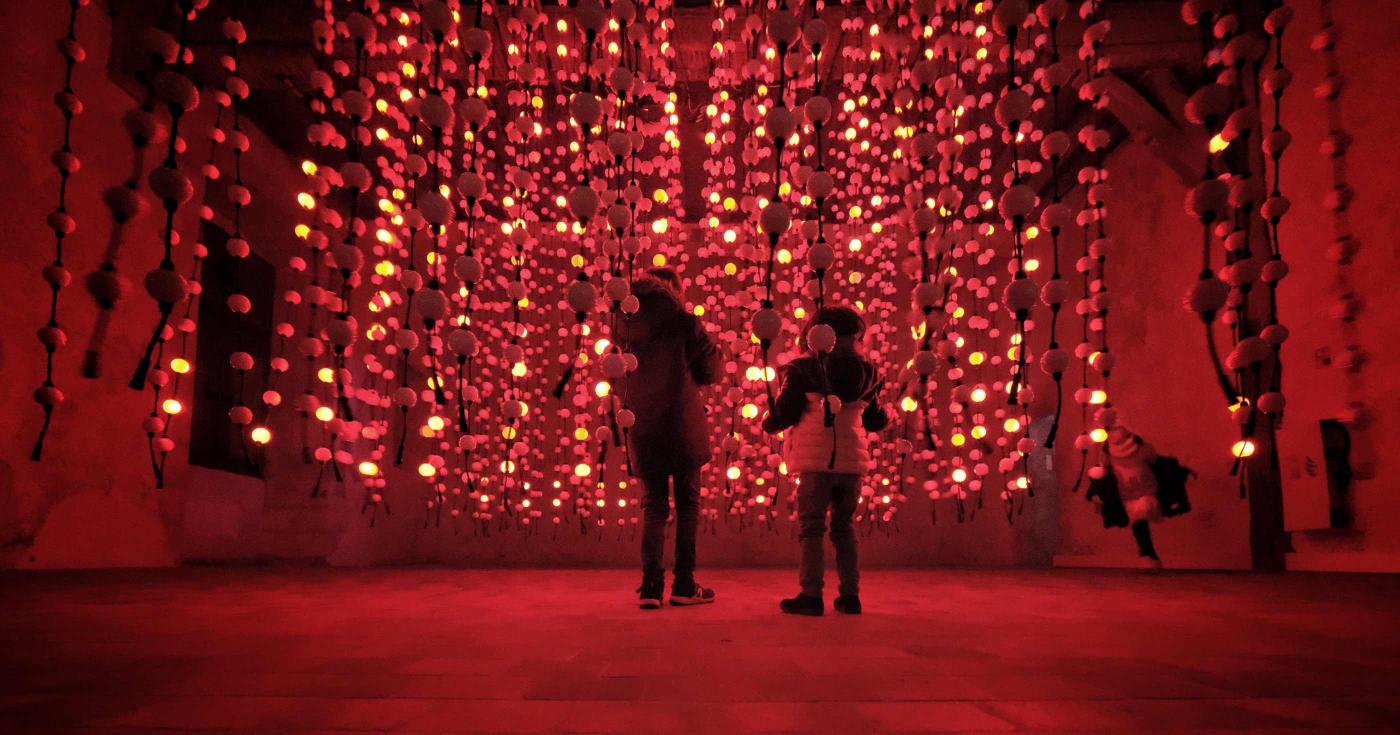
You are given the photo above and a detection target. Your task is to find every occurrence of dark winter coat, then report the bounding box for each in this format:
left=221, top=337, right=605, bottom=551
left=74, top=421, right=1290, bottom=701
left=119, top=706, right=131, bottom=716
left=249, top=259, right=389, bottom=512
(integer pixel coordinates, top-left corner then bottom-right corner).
left=1087, top=455, right=1195, bottom=528
left=615, top=278, right=721, bottom=476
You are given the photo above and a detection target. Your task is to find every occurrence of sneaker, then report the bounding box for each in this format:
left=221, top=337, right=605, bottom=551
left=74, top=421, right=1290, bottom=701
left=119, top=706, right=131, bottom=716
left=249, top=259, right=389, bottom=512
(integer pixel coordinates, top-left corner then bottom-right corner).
left=780, top=593, right=823, bottom=616
left=637, top=582, right=663, bottom=610
left=1137, top=556, right=1163, bottom=571
left=669, top=582, right=716, bottom=606
left=833, top=594, right=862, bottom=615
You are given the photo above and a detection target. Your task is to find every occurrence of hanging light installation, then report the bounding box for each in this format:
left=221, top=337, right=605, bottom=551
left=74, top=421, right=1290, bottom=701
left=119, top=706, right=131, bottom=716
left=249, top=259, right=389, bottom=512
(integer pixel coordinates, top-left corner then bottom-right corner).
left=23, top=0, right=1283, bottom=542
left=30, top=0, right=90, bottom=461
left=1180, top=0, right=1292, bottom=484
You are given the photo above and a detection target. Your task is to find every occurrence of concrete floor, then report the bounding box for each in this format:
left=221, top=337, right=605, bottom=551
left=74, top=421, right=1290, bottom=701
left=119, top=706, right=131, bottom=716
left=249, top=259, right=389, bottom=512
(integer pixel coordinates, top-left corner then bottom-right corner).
left=2, top=569, right=1399, bottom=733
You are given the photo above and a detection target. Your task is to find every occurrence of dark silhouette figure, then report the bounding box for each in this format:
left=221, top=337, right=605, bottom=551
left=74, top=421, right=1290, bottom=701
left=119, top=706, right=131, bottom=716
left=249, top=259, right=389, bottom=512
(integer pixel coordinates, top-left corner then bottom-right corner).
left=762, top=306, right=888, bottom=616
left=1087, top=426, right=1195, bottom=570
left=615, top=268, right=721, bottom=609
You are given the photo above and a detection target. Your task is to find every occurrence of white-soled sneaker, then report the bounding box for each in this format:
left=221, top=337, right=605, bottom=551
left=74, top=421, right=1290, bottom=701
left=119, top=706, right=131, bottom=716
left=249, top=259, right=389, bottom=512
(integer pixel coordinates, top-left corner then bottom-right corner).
left=638, top=583, right=663, bottom=610
left=669, top=583, right=716, bottom=606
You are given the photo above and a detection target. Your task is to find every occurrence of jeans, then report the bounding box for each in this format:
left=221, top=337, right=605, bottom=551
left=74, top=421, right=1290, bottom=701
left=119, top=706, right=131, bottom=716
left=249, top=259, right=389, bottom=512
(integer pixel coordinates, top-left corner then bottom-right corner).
left=640, top=468, right=701, bottom=592
left=1132, top=520, right=1159, bottom=560
left=797, top=472, right=861, bottom=598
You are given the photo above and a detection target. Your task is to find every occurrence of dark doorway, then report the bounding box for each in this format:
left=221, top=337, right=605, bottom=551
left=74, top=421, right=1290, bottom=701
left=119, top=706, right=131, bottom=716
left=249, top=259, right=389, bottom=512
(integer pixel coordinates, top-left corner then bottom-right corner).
left=188, top=222, right=275, bottom=476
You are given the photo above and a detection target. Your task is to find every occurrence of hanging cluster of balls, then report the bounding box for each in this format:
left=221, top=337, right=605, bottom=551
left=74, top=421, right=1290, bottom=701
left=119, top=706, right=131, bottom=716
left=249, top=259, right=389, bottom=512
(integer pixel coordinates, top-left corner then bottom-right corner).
left=1311, top=0, right=1366, bottom=414
left=269, top=0, right=693, bottom=532
left=690, top=0, right=1131, bottom=527
left=29, top=0, right=91, bottom=461
left=32, top=0, right=1299, bottom=538
left=1179, top=0, right=1293, bottom=491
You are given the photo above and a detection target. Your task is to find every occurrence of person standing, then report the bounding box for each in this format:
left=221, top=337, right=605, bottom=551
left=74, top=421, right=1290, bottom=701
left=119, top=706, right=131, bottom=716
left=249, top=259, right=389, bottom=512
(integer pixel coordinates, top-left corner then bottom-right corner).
left=762, top=306, right=888, bottom=616
left=616, top=268, right=721, bottom=609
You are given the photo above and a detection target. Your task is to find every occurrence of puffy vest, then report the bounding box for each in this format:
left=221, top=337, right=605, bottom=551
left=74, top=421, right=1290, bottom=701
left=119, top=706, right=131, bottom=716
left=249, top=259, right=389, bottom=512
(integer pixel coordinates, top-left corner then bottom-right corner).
left=783, top=393, right=872, bottom=475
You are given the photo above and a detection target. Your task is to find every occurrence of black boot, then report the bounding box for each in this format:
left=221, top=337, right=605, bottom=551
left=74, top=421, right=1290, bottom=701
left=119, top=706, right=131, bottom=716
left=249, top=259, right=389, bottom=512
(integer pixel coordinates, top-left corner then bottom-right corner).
left=780, top=593, right=823, bottom=616
left=833, top=594, right=862, bottom=615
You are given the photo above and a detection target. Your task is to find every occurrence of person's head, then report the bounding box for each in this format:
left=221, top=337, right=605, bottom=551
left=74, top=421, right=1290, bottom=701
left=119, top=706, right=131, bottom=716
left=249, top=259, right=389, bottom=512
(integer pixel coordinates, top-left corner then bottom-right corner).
left=804, top=306, right=866, bottom=353
left=646, top=266, right=682, bottom=297
left=1107, top=425, right=1155, bottom=461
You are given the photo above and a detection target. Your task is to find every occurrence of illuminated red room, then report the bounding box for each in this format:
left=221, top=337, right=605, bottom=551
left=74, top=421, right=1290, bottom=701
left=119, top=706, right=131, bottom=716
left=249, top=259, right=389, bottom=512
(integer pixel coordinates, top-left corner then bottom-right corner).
left=2, top=0, right=1398, bottom=732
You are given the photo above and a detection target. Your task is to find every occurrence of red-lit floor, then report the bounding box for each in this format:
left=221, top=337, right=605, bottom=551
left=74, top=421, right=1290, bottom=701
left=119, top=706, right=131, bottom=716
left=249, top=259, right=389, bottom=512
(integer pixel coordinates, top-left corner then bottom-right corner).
left=2, top=568, right=1399, bottom=733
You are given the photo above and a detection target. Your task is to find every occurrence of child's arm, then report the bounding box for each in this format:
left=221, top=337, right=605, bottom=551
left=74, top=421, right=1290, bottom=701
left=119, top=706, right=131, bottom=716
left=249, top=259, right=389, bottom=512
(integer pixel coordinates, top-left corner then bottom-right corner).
left=761, top=365, right=810, bottom=434
left=860, top=376, right=889, bottom=432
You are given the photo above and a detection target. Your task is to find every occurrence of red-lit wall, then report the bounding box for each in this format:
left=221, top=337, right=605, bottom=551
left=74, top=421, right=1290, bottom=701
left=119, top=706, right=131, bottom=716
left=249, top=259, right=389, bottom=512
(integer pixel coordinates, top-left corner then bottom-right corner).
left=1052, top=0, right=1400, bottom=573
left=1273, top=0, right=1400, bottom=573
left=0, top=2, right=300, bottom=567
left=1048, top=139, right=1256, bottom=570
